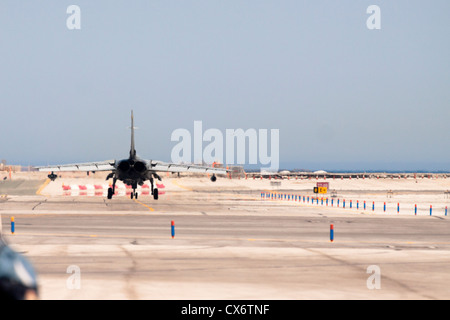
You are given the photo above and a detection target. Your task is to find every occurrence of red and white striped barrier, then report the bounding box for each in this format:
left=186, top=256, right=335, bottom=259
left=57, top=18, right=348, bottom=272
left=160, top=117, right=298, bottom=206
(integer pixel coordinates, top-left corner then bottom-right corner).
left=61, top=183, right=165, bottom=197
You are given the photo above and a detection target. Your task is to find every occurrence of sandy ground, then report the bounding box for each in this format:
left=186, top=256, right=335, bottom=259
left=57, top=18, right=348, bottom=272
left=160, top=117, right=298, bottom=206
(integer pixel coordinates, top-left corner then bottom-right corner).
left=29, top=171, right=450, bottom=216
left=1, top=171, right=450, bottom=300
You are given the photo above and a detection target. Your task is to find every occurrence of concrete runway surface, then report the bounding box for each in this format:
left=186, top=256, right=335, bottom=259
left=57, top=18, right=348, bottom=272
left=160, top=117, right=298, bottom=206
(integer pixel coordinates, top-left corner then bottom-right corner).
left=1, top=174, right=450, bottom=299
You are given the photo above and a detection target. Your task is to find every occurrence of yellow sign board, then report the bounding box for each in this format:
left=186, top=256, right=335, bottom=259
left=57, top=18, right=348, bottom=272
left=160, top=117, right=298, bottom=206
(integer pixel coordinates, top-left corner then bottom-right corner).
left=318, top=187, right=327, bottom=194
left=314, top=187, right=328, bottom=194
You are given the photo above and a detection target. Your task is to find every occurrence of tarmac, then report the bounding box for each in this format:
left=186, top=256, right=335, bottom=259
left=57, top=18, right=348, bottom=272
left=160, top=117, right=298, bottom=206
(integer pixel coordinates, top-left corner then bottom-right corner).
left=1, top=171, right=450, bottom=299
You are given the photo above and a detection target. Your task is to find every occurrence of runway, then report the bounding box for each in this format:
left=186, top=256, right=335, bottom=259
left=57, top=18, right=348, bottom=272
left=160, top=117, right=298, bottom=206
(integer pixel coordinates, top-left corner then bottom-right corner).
left=1, top=175, right=450, bottom=299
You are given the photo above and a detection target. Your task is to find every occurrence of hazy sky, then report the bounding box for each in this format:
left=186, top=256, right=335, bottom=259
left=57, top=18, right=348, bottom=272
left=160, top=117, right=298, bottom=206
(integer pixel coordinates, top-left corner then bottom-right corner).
left=1, top=1, right=449, bottom=171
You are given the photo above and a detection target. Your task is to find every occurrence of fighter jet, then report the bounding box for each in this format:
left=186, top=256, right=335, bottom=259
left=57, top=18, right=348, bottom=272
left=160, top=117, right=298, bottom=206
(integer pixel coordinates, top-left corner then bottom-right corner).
left=36, top=111, right=228, bottom=200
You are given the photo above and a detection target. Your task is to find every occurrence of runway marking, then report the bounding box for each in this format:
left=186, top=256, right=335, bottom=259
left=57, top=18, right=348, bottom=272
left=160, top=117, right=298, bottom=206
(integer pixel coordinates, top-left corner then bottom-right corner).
left=132, top=198, right=155, bottom=212
left=9, top=231, right=450, bottom=246
left=36, top=178, right=51, bottom=196
left=171, top=180, right=193, bottom=191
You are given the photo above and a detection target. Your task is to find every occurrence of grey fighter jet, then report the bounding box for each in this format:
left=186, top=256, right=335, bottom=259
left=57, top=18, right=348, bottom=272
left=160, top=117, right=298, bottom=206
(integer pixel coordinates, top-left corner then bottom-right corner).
left=36, top=111, right=228, bottom=200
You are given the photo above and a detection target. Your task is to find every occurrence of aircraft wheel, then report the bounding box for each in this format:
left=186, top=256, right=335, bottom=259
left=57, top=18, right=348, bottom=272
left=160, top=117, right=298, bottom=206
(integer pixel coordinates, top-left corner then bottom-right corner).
left=107, top=188, right=113, bottom=199
left=153, top=188, right=158, bottom=200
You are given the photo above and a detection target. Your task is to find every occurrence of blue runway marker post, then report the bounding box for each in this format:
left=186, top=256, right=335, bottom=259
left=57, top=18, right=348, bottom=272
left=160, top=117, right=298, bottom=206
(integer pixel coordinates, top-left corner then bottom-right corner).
left=415, top=204, right=417, bottom=215
left=430, top=205, right=432, bottom=216
left=397, top=203, right=400, bottom=214
left=364, top=201, right=366, bottom=210
left=356, top=200, right=359, bottom=210
left=11, top=217, right=15, bottom=235
left=171, top=220, right=175, bottom=239
left=383, top=202, right=386, bottom=212
left=330, top=224, right=334, bottom=242
left=372, top=201, right=375, bottom=211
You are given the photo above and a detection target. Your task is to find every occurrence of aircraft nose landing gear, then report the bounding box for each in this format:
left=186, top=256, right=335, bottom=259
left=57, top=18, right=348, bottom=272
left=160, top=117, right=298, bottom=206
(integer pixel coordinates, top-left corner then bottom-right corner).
left=129, top=182, right=139, bottom=200
left=131, top=190, right=138, bottom=200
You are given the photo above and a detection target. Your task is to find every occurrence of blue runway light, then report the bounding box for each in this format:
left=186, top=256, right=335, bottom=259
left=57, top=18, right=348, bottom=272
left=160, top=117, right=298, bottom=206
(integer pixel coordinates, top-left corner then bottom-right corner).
left=171, top=220, right=175, bottom=238
left=11, top=217, right=15, bottom=234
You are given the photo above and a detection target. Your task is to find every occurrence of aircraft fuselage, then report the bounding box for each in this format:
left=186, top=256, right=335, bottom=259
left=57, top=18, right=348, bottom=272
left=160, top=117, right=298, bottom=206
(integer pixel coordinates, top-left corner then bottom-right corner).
left=115, top=156, right=149, bottom=189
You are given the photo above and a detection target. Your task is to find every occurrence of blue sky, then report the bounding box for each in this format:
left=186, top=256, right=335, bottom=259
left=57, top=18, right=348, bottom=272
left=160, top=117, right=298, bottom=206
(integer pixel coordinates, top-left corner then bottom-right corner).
left=1, top=1, right=449, bottom=171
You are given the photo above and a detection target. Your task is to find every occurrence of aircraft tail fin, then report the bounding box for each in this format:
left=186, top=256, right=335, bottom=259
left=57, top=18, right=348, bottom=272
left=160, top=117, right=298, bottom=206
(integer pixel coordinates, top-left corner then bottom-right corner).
left=130, top=110, right=136, bottom=158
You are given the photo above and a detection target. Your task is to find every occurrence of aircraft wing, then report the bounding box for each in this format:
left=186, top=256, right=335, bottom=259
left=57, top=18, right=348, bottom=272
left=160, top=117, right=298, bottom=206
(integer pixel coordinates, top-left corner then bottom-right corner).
left=35, top=160, right=115, bottom=172
left=36, top=160, right=229, bottom=174
left=149, top=161, right=229, bottom=174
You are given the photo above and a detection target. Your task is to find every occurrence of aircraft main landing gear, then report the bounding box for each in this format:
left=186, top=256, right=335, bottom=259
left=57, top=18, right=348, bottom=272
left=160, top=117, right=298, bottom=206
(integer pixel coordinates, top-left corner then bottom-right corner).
left=150, top=176, right=159, bottom=200
left=107, top=177, right=117, bottom=200
left=107, top=188, right=113, bottom=199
